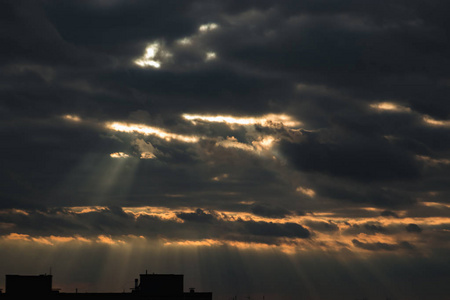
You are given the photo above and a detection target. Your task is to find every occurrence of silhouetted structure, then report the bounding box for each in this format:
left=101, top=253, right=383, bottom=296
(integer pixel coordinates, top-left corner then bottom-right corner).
left=5, top=274, right=54, bottom=296
left=1, top=273, right=212, bottom=299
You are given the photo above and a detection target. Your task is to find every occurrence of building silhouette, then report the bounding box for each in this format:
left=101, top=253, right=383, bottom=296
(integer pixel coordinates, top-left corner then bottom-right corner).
left=0, top=272, right=212, bottom=299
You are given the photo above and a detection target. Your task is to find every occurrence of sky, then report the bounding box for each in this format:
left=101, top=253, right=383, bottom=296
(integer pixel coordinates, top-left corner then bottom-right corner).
left=1, top=0, right=450, bottom=299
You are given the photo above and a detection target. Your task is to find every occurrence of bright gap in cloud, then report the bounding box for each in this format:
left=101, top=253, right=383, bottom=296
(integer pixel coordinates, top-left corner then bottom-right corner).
left=370, top=102, right=411, bottom=112
left=134, top=42, right=171, bottom=69
left=198, top=23, right=219, bottom=32
left=106, top=121, right=201, bottom=143
left=422, top=115, right=450, bottom=127
left=110, top=152, right=130, bottom=158
left=62, top=114, right=81, bottom=122
left=205, top=52, right=217, bottom=61
left=183, top=113, right=301, bottom=128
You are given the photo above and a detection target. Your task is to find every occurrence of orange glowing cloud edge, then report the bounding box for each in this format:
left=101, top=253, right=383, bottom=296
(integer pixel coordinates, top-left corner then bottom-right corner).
left=4, top=205, right=450, bottom=226
left=1, top=232, right=435, bottom=256
left=2, top=204, right=449, bottom=254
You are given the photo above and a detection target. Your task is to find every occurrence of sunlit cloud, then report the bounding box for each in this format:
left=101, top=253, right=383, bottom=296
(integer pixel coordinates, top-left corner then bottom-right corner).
left=106, top=121, right=201, bottom=143
left=370, top=102, right=411, bottom=112
left=419, top=201, right=450, bottom=209
left=164, top=239, right=222, bottom=247
left=214, top=135, right=278, bottom=155
left=134, top=42, right=172, bottom=69
left=110, top=152, right=130, bottom=158
left=422, top=115, right=450, bottom=127
left=198, top=23, right=219, bottom=33
left=216, top=136, right=255, bottom=152
left=183, top=113, right=301, bottom=128
left=176, top=37, right=192, bottom=45
left=164, top=238, right=298, bottom=254
left=97, top=235, right=125, bottom=245
left=252, top=135, right=276, bottom=151
left=62, top=114, right=81, bottom=122
left=132, top=138, right=158, bottom=159
left=5, top=233, right=30, bottom=241
left=205, top=51, right=217, bottom=61
left=296, top=186, right=316, bottom=198
left=69, top=206, right=107, bottom=214
left=369, top=103, right=450, bottom=128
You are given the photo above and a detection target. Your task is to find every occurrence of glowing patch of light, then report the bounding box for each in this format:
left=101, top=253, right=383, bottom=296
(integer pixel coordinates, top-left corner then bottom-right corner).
left=252, top=136, right=276, bottom=151
left=164, top=239, right=222, bottom=247
left=62, top=114, right=81, bottom=122
left=423, top=115, right=450, bottom=127
left=420, top=202, right=450, bottom=209
left=140, top=152, right=156, bottom=159
left=370, top=102, right=411, bottom=112
left=110, top=152, right=130, bottom=158
left=211, top=173, right=229, bottom=181
left=5, top=233, right=30, bottom=241
left=183, top=113, right=301, bottom=128
left=106, top=121, right=200, bottom=143
left=134, top=42, right=166, bottom=69
left=216, top=136, right=255, bottom=152
left=177, top=37, right=192, bottom=45
left=205, top=52, right=217, bottom=61
left=199, top=23, right=219, bottom=32
left=132, top=139, right=158, bottom=159
left=296, top=186, right=316, bottom=197
left=97, top=235, right=124, bottom=245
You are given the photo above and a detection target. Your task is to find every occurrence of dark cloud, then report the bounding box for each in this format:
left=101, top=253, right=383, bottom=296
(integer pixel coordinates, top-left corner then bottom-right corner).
left=352, top=239, right=415, bottom=252
left=176, top=208, right=216, bottom=223
left=304, top=220, right=339, bottom=233
left=1, top=0, right=450, bottom=298
left=381, top=210, right=400, bottom=218
left=279, top=130, right=423, bottom=182
left=240, top=220, right=310, bottom=239
left=406, top=223, right=423, bottom=233
left=249, top=203, right=291, bottom=218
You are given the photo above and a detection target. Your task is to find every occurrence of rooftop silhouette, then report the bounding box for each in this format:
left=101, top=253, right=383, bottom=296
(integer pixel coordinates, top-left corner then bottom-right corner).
left=0, top=272, right=212, bottom=299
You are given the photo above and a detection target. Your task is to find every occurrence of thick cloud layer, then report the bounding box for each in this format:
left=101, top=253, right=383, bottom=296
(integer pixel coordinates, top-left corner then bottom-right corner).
left=1, top=0, right=450, bottom=299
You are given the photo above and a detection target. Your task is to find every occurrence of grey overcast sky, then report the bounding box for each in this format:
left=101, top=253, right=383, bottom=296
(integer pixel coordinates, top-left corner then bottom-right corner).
left=1, top=1, right=450, bottom=299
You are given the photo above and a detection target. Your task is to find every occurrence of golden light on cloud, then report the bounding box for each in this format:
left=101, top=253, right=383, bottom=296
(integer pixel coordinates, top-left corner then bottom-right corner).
left=97, top=235, right=124, bottom=245
left=296, top=186, right=316, bottom=198
left=164, top=239, right=222, bottom=247
left=215, top=135, right=278, bottom=154
left=198, top=23, right=219, bottom=32
left=139, top=152, right=156, bottom=159
left=62, top=114, right=81, bottom=122
left=183, top=113, right=301, bottom=128
left=370, top=102, right=411, bottom=112
left=176, top=37, right=192, bottom=45
left=205, top=51, right=217, bottom=61
left=216, top=136, right=255, bottom=152
left=106, top=121, right=200, bottom=143
left=422, top=115, right=450, bottom=127
left=110, top=152, right=130, bottom=158
left=252, top=135, right=276, bottom=151
left=134, top=42, right=172, bottom=69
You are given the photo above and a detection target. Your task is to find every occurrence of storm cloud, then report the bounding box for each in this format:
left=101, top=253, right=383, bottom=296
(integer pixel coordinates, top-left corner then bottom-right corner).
left=1, top=0, right=450, bottom=299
